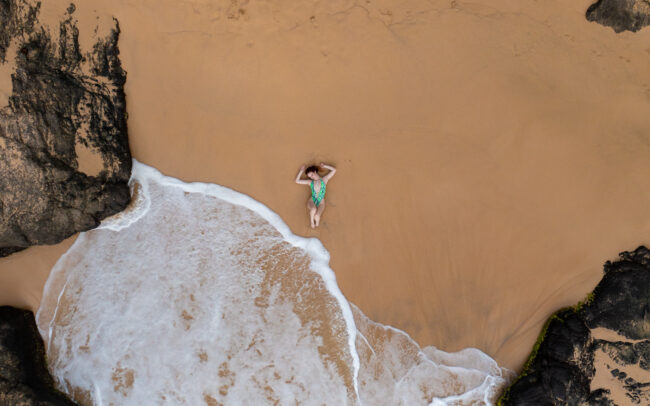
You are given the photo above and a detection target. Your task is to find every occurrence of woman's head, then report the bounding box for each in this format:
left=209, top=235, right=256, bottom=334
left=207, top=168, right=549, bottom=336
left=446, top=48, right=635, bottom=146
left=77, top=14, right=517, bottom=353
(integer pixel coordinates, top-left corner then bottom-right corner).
left=305, top=165, right=320, bottom=180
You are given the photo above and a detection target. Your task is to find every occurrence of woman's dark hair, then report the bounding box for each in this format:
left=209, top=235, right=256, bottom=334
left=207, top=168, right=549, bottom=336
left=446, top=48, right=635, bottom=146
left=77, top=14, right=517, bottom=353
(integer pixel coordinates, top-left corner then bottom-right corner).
left=305, top=165, right=319, bottom=175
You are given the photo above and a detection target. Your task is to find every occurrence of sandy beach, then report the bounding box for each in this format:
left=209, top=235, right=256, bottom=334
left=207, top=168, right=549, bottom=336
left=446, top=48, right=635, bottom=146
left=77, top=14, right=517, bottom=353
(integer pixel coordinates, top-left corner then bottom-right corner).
left=1, top=0, right=650, bottom=374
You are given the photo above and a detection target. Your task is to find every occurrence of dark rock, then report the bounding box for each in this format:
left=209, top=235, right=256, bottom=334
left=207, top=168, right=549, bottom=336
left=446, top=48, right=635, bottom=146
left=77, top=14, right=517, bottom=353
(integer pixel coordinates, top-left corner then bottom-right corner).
left=498, top=246, right=650, bottom=405
left=587, top=247, right=650, bottom=339
left=0, top=0, right=131, bottom=257
left=0, top=306, right=77, bottom=405
left=586, top=0, right=650, bottom=33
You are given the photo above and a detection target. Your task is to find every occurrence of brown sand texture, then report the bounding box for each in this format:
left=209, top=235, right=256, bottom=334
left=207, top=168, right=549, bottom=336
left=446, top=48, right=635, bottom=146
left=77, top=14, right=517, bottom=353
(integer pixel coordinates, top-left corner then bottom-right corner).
left=1, top=0, right=650, bottom=372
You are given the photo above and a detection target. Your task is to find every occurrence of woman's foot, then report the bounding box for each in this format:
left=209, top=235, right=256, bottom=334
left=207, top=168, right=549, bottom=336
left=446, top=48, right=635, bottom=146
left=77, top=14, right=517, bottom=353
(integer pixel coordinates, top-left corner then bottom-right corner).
left=309, top=208, right=317, bottom=229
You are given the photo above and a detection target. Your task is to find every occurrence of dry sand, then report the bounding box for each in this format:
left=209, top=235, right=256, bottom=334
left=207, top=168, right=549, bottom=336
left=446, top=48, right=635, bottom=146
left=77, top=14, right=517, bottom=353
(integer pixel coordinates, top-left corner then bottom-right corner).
left=2, top=0, right=650, bottom=372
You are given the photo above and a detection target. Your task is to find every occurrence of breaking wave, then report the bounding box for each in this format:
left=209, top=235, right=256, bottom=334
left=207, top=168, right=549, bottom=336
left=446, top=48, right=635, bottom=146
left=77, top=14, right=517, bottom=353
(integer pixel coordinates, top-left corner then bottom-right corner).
left=36, top=160, right=512, bottom=405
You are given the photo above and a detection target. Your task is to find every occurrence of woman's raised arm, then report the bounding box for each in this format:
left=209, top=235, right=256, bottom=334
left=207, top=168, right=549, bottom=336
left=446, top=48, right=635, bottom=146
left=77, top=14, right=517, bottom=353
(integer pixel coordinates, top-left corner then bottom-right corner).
left=320, top=163, right=336, bottom=181
left=295, top=165, right=310, bottom=184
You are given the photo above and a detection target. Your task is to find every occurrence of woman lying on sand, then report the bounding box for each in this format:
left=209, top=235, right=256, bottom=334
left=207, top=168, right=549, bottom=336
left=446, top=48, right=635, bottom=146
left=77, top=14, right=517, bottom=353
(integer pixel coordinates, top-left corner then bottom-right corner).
left=295, top=163, right=336, bottom=228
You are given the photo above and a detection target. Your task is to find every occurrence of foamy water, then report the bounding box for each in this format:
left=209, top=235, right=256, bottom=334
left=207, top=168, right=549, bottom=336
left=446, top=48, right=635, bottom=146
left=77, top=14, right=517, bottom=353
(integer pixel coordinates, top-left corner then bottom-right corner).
left=36, top=160, right=512, bottom=405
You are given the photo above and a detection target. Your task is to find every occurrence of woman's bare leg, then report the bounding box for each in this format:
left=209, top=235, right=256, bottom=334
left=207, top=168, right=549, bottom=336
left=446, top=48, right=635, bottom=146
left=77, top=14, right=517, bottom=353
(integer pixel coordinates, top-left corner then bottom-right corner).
left=314, top=200, right=325, bottom=227
left=307, top=199, right=317, bottom=228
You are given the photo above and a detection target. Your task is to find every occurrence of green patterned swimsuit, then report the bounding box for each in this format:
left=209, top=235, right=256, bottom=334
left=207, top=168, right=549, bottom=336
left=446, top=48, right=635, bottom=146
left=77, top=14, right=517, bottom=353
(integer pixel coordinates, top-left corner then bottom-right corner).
left=310, top=180, right=326, bottom=207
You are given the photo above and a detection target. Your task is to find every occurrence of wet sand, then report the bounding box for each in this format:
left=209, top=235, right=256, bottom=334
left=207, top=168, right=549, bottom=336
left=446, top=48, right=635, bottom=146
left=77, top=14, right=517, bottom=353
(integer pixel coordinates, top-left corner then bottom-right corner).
left=0, top=237, right=75, bottom=311
left=1, top=0, right=650, bottom=375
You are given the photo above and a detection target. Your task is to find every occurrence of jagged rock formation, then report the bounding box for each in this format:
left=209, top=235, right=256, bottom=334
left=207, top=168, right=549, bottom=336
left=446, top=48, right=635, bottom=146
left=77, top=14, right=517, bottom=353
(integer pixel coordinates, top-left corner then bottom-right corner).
left=498, top=246, right=650, bottom=405
left=0, top=306, right=77, bottom=405
left=0, top=0, right=131, bottom=257
left=586, top=0, right=650, bottom=32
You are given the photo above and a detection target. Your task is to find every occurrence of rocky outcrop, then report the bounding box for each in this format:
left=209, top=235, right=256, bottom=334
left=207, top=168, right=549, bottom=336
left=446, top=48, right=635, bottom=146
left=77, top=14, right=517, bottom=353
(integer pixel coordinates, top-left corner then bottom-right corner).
left=0, top=306, right=77, bottom=405
left=498, top=246, right=650, bottom=405
left=0, top=1, right=131, bottom=257
left=586, top=0, right=650, bottom=32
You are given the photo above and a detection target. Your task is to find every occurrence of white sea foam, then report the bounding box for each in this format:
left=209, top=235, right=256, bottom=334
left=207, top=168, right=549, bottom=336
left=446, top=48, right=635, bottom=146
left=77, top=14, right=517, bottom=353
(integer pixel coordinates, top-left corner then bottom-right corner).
left=352, top=304, right=514, bottom=405
left=37, top=160, right=512, bottom=405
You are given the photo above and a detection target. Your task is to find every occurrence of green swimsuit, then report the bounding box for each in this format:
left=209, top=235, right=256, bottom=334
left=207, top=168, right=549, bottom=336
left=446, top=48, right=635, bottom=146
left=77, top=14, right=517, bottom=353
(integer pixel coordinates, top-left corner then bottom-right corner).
left=310, top=180, right=326, bottom=207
